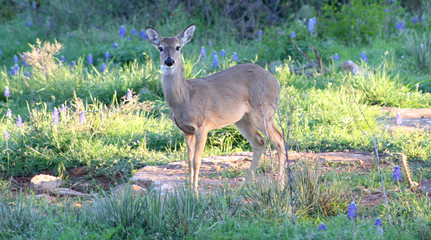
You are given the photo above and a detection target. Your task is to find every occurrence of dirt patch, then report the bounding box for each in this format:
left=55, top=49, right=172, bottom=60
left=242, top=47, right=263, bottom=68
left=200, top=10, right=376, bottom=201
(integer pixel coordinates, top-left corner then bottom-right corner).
left=131, top=151, right=376, bottom=193
left=382, top=107, right=431, bottom=132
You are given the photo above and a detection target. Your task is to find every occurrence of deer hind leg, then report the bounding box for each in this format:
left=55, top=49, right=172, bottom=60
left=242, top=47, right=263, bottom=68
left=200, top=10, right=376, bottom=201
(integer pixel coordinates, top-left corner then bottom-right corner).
left=184, top=133, right=195, bottom=188
left=235, top=117, right=265, bottom=183
left=247, top=112, right=286, bottom=186
left=191, top=127, right=209, bottom=195
left=266, top=121, right=286, bottom=186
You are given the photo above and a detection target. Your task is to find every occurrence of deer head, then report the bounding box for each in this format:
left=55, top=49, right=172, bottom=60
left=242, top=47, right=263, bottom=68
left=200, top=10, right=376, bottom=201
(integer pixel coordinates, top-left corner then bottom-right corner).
left=145, top=24, right=196, bottom=76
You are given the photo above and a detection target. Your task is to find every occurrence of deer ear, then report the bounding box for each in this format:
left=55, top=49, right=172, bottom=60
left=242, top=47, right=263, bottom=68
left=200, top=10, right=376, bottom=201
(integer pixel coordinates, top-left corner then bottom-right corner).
left=145, top=27, right=161, bottom=47
left=177, top=24, right=196, bottom=46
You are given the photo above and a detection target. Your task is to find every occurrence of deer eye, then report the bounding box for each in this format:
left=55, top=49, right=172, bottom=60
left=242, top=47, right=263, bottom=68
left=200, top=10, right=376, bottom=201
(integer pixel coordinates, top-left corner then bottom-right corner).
left=176, top=46, right=181, bottom=51
left=158, top=46, right=163, bottom=52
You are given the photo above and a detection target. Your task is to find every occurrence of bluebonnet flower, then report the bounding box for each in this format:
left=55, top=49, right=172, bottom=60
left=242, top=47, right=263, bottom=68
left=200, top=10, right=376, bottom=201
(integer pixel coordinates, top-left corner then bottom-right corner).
left=79, top=111, right=86, bottom=124
left=32, top=1, right=37, bottom=10
left=14, top=64, right=19, bottom=72
left=0, top=46, right=2, bottom=55
left=71, top=61, right=76, bottom=67
left=213, top=51, right=217, bottom=57
left=88, top=54, right=93, bottom=65
left=393, top=165, right=402, bottom=182
left=420, top=15, right=424, bottom=23
left=131, top=29, right=137, bottom=36
left=213, top=53, right=218, bottom=68
left=126, top=89, right=133, bottom=100
left=140, top=30, right=147, bottom=40
left=374, top=218, right=383, bottom=226
left=200, top=46, right=207, bottom=61
left=220, top=49, right=225, bottom=57
left=395, top=21, right=405, bottom=31
left=208, top=40, right=212, bottom=47
left=413, top=16, right=419, bottom=24
left=53, top=107, right=59, bottom=125
left=100, top=63, right=106, bottom=73
left=318, top=223, right=326, bottom=231
left=290, top=31, right=296, bottom=38
left=334, top=53, right=339, bottom=61
left=420, top=44, right=424, bottom=50
left=395, top=113, right=402, bottom=125
left=113, top=43, right=119, bottom=49
left=10, top=67, right=16, bottom=76
left=61, top=56, right=66, bottom=62
left=308, top=17, right=317, bottom=33
left=233, top=52, right=238, bottom=62
left=3, top=130, right=10, bottom=140
left=347, top=201, right=357, bottom=220
left=4, top=86, right=10, bottom=98
left=257, top=30, right=263, bottom=41
left=25, top=72, right=31, bottom=78
left=361, top=51, right=368, bottom=62
left=26, top=19, right=31, bottom=28
left=6, top=109, right=12, bottom=117
left=384, top=8, right=389, bottom=13
left=61, top=104, right=67, bottom=113
left=105, top=52, right=110, bottom=59
left=13, top=55, right=19, bottom=63
left=128, top=37, right=131, bottom=41
left=16, top=115, right=23, bottom=128
left=119, top=25, right=126, bottom=38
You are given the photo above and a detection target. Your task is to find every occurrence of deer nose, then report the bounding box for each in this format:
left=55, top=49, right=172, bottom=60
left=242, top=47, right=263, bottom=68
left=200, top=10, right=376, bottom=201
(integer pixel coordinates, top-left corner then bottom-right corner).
left=164, top=57, right=175, bottom=67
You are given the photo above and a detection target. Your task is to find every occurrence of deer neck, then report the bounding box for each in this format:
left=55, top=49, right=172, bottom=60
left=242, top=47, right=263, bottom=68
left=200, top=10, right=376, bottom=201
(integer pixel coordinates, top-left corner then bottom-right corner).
left=162, top=64, right=190, bottom=107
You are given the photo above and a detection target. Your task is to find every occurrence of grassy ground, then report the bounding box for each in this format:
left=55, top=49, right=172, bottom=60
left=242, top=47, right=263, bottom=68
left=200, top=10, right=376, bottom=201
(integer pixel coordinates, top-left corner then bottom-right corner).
left=0, top=0, right=431, bottom=239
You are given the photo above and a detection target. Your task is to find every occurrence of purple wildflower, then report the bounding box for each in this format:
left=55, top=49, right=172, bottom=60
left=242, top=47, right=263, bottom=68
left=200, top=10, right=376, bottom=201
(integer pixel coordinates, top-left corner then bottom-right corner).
left=88, top=54, right=93, bottom=65
left=10, top=67, right=16, bottom=76
left=53, top=107, right=59, bottom=125
left=100, top=63, right=106, bottom=73
left=3, top=130, right=10, bottom=140
left=16, top=115, right=23, bottom=128
left=257, top=30, right=263, bottom=41
left=0, top=47, right=2, bottom=55
left=79, top=111, right=86, bottom=124
left=140, top=30, right=147, bottom=40
left=105, top=52, right=110, bottom=59
left=413, top=16, right=419, bottom=24
left=126, top=89, right=133, bottom=100
left=113, top=43, right=119, bottom=49
left=308, top=17, right=317, bottom=33
left=4, top=86, right=10, bottom=98
left=14, top=64, right=19, bottom=72
left=61, top=56, right=66, bottom=62
left=119, top=25, right=126, bottom=38
left=374, top=218, right=383, bottom=226
left=318, top=223, right=326, bottom=231
left=6, top=109, right=12, bottom=117
left=393, top=165, right=402, bottom=182
left=71, top=61, right=76, bottom=67
left=361, top=52, right=368, bottom=62
left=200, top=46, right=207, bottom=61
left=347, top=202, right=357, bottom=220
left=395, top=21, right=405, bottom=31
left=334, top=53, right=339, bottom=61
left=61, top=104, right=67, bottom=113
left=233, top=52, right=238, bottom=62
left=25, top=72, right=31, bottom=78
left=26, top=19, right=31, bottom=28
left=13, top=55, right=19, bottom=63
left=131, top=29, right=137, bottom=36
left=420, top=44, right=424, bottom=50
left=220, top=49, right=225, bottom=57
left=395, top=113, right=402, bottom=125
left=208, top=40, right=212, bottom=47
left=290, top=31, right=296, bottom=38
left=213, top=53, right=218, bottom=68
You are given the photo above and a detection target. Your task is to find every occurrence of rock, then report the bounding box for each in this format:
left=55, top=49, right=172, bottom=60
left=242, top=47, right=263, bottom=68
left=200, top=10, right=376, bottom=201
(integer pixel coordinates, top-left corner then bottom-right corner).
left=341, top=60, right=363, bottom=74
left=55, top=188, right=91, bottom=197
left=30, top=174, right=62, bottom=193
left=114, top=184, right=146, bottom=196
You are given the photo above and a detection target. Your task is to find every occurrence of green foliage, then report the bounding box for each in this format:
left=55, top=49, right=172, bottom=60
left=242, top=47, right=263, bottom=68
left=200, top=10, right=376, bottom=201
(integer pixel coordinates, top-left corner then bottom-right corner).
left=405, top=32, right=431, bottom=74
left=320, top=0, right=390, bottom=44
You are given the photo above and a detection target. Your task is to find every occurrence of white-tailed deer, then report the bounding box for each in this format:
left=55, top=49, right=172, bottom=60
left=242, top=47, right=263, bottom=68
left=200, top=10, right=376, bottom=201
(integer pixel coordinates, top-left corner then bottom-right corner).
left=145, top=24, right=285, bottom=194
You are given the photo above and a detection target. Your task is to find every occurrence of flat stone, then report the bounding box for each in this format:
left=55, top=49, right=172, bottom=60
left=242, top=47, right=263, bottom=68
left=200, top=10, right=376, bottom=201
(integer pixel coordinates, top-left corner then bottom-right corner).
left=30, top=174, right=62, bottom=193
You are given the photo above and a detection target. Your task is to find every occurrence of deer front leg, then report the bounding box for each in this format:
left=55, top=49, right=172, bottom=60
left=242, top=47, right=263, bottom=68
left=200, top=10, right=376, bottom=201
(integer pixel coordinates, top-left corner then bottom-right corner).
left=192, top=128, right=209, bottom=195
left=184, top=133, right=195, bottom=188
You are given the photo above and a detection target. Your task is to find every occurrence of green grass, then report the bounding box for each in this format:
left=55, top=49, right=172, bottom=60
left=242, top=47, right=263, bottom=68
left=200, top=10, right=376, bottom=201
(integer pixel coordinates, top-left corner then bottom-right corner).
left=0, top=1, right=431, bottom=239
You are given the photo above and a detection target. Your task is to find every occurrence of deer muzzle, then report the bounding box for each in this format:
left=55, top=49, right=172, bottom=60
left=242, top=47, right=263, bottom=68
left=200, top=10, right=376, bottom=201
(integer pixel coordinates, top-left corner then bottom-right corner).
left=164, top=57, right=175, bottom=67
